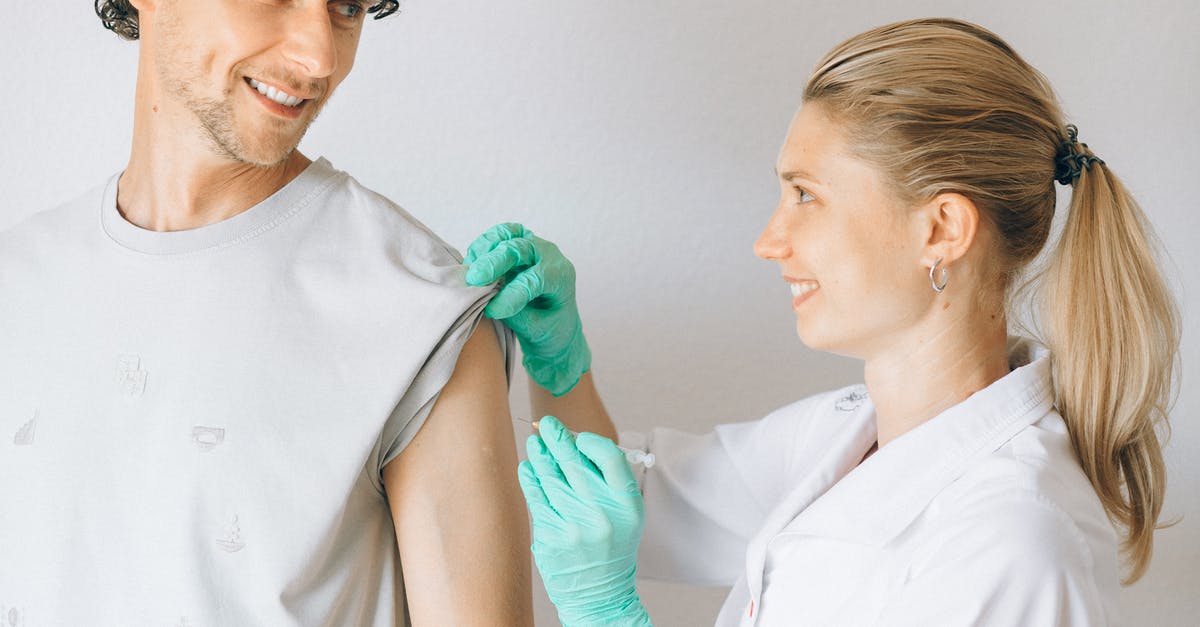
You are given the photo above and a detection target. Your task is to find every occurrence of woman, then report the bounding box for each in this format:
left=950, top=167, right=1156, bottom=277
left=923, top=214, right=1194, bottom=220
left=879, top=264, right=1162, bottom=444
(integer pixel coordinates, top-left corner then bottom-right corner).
left=464, top=18, right=1180, bottom=625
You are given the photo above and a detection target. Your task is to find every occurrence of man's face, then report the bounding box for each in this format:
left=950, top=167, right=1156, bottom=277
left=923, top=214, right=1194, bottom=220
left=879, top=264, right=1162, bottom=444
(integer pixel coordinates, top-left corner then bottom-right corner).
left=146, top=0, right=368, bottom=166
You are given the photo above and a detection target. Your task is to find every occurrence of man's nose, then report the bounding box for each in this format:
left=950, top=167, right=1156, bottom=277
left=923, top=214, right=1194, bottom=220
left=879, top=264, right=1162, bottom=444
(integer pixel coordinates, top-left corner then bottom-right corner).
left=753, top=206, right=792, bottom=261
left=280, top=5, right=337, bottom=78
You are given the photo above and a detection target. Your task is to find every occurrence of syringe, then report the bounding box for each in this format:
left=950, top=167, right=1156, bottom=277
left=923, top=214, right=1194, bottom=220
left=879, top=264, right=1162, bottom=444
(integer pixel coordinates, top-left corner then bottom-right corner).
left=513, top=417, right=656, bottom=468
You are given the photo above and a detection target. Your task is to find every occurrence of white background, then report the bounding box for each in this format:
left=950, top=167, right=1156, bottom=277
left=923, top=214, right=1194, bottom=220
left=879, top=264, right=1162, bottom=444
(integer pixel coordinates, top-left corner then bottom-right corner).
left=2, top=1, right=1196, bottom=625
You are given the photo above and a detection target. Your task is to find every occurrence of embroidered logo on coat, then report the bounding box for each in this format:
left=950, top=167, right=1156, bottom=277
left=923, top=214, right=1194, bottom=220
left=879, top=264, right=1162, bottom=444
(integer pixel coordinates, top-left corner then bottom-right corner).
left=835, top=389, right=868, bottom=412
left=216, top=515, right=246, bottom=553
left=12, top=412, right=37, bottom=446
left=191, top=426, right=226, bottom=452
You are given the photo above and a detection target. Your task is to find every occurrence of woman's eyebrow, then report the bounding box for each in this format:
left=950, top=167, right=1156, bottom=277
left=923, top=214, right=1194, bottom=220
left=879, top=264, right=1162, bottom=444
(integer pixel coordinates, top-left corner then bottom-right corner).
left=774, top=167, right=823, bottom=186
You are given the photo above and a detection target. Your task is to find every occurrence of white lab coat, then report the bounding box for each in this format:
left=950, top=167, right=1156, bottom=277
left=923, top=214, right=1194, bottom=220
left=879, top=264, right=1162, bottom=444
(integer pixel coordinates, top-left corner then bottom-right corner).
left=625, top=338, right=1121, bottom=626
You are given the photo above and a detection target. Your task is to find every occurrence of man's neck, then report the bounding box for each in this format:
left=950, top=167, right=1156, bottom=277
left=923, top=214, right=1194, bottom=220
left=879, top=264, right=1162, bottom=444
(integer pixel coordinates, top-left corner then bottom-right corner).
left=117, top=98, right=311, bottom=233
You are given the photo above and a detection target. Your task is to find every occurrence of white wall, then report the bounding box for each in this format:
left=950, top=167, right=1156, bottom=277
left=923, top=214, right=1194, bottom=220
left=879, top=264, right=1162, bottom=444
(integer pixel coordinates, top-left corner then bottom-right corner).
left=2, top=1, right=1196, bottom=624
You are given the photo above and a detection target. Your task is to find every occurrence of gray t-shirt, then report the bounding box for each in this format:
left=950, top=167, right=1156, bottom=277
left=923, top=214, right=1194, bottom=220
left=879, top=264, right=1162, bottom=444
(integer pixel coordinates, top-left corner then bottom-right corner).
left=0, top=158, right=508, bottom=626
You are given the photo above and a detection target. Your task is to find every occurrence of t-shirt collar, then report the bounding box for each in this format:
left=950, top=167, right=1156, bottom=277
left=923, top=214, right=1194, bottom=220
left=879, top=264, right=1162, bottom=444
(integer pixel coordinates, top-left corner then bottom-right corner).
left=99, top=157, right=340, bottom=256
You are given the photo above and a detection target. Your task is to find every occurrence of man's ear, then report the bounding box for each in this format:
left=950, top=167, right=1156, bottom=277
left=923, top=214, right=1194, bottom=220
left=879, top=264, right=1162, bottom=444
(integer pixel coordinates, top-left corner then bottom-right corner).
left=917, top=192, right=980, bottom=270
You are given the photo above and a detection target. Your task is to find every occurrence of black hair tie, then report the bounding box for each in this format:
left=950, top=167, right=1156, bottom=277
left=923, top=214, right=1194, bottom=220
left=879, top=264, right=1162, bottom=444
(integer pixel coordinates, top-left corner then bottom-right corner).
left=1054, top=124, right=1105, bottom=186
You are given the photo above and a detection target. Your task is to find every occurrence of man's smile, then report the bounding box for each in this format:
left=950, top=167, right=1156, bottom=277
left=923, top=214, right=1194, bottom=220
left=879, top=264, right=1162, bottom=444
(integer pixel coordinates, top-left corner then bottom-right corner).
left=244, top=77, right=313, bottom=119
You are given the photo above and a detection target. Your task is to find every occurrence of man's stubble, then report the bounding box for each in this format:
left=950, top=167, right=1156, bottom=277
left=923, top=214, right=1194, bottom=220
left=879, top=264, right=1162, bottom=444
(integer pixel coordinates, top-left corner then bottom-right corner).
left=153, top=14, right=320, bottom=168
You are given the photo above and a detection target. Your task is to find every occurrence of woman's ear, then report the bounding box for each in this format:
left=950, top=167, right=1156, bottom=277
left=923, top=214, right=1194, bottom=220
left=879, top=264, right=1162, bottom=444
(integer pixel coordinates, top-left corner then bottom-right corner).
left=918, top=192, right=980, bottom=269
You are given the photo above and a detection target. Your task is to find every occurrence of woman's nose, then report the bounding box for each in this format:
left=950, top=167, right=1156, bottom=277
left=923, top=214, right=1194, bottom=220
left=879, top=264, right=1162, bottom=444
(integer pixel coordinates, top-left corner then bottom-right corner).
left=754, top=207, right=792, bottom=261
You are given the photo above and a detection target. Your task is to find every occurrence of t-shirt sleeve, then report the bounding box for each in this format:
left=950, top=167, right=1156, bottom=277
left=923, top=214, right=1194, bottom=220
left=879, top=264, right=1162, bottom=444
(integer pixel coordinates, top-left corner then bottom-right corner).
left=367, top=281, right=514, bottom=489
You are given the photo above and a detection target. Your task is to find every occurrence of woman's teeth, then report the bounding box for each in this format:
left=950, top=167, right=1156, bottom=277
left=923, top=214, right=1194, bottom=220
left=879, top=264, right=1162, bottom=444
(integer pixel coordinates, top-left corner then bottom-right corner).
left=790, top=282, right=819, bottom=297
left=248, top=78, right=303, bottom=108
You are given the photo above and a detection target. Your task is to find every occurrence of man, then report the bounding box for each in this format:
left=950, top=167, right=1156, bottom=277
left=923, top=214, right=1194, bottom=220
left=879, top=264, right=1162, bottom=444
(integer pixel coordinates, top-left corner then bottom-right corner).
left=0, top=1, right=531, bottom=624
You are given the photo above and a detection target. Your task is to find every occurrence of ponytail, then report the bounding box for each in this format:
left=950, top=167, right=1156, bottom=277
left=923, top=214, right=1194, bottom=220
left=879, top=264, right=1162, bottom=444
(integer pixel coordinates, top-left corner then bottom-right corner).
left=1042, top=158, right=1180, bottom=583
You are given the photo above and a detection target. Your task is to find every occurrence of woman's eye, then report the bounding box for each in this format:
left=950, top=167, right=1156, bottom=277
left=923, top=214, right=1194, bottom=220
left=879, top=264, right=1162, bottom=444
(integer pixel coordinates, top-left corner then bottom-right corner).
left=795, top=187, right=815, bottom=204
left=331, top=2, right=364, bottom=19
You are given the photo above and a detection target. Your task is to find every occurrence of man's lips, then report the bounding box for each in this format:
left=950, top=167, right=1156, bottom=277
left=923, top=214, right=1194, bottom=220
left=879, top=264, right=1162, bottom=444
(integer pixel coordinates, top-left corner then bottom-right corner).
left=243, top=77, right=315, bottom=119
left=244, top=77, right=317, bottom=107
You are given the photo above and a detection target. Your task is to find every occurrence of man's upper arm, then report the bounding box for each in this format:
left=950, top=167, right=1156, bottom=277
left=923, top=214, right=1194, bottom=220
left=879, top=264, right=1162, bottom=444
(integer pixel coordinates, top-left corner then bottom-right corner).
left=382, top=321, right=532, bottom=626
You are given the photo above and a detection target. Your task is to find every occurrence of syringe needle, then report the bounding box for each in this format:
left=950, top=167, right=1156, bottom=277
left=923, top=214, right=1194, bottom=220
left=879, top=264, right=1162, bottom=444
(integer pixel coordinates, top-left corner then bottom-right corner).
left=513, top=417, right=655, bottom=468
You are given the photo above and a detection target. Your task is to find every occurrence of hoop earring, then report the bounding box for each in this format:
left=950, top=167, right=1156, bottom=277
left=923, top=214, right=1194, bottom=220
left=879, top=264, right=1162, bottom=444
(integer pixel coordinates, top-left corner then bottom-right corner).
left=930, top=257, right=949, bottom=294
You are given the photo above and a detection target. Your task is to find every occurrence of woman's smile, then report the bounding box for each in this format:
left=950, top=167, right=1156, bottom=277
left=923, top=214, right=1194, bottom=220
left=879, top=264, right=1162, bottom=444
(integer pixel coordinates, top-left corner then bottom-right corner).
left=787, top=277, right=820, bottom=309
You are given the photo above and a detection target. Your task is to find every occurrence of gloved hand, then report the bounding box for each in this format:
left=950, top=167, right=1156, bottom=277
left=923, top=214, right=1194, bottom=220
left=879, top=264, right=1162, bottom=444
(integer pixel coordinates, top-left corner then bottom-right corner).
left=518, top=416, right=653, bottom=627
left=465, top=223, right=591, bottom=396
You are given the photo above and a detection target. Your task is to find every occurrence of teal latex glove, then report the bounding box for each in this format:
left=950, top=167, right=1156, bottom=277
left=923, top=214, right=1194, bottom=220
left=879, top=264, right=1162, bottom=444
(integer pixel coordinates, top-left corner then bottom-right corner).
left=518, top=416, right=653, bottom=627
left=464, top=223, right=591, bottom=396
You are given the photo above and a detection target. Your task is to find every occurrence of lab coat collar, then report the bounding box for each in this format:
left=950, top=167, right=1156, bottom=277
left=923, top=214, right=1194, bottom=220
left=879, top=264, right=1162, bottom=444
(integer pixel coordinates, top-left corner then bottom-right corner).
left=780, top=337, right=1055, bottom=547
left=741, top=385, right=878, bottom=619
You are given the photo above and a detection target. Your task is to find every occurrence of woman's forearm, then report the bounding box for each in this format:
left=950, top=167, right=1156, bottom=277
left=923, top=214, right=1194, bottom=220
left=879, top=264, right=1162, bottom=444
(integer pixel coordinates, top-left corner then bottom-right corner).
left=530, top=371, right=618, bottom=441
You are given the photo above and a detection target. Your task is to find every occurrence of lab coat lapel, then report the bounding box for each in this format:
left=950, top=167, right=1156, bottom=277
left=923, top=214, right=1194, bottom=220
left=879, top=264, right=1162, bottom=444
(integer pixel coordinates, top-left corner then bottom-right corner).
left=780, top=341, right=1054, bottom=547
left=742, top=391, right=877, bottom=619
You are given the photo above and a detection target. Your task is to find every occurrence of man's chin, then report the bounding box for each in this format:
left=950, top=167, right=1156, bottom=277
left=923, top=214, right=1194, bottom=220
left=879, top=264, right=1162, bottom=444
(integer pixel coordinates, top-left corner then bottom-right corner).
left=227, top=133, right=305, bottom=168
left=234, top=145, right=298, bottom=168
left=233, top=101, right=321, bottom=167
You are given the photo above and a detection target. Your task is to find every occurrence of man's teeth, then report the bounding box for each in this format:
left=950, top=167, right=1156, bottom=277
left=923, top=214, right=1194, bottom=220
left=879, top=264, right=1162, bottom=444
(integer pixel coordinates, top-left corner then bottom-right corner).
left=248, top=78, right=303, bottom=107
left=790, top=282, right=819, bottom=297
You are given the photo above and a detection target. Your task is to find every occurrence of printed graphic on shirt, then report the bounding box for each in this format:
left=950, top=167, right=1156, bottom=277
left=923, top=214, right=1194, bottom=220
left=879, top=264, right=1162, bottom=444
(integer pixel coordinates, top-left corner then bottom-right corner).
left=12, top=412, right=36, bottom=446
left=192, top=426, right=226, bottom=452
left=116, top=353, right=148, bottom=398
left=216, top=515, right=246, bottom=553
left=835, top=389, right=868, bottom=412
left=1, top=606, right=26, bottom=627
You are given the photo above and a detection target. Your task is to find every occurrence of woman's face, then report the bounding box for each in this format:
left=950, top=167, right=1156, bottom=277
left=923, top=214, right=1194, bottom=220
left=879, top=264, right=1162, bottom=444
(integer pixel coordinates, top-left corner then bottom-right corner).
left=754, top=103, right=932, bottom=359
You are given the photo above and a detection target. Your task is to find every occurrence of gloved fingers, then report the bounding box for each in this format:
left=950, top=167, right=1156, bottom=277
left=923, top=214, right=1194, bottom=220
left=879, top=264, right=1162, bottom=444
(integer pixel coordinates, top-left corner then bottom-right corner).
left=535, top=240, right=575, bottom=288
left=526, top=433, right=582, bottom=513
left=467, top=237, right=540, bottom=288
left=525, top=433, right=567, bottom=483
left=537, top=415, right=604, bottom=494
left=575, top=432, right=641, bottom=499
left=464, top=227, right=502, bottom=266
left=465, top=222, right=528, bottom=263
left=484, top=266, right=549, bottom=319
left=518, top=460, right=563, bottom=523
left=489, top=263, right=551, bottom=318
left=464, top=222, right=531, bottom=265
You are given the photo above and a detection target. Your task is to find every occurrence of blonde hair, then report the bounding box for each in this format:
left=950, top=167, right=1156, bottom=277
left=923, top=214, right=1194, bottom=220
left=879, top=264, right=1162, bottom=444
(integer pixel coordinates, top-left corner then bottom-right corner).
left=803, top=18, right=1180, bottom=583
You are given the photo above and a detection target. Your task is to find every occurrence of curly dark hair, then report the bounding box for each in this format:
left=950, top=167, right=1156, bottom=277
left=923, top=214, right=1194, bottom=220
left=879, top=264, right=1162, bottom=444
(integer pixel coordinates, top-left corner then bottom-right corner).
left=94, top=0, right=401, bottom=41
